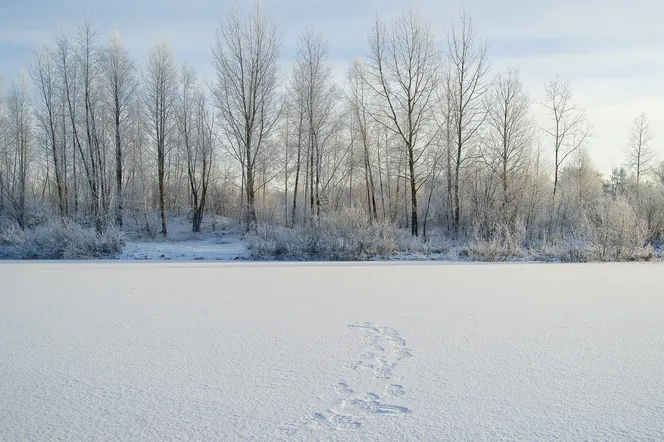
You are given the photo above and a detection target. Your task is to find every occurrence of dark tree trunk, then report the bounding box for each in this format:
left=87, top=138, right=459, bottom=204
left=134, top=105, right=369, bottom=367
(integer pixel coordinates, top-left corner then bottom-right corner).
left=115, top=100, right=123, bottom=228
left=407, top=143, right=418, bottom=237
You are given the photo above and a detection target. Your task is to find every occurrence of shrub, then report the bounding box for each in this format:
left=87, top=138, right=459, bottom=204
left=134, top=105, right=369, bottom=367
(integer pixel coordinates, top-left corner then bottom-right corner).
left=247, top=208, right=402, bottom=260
left=462, top=220, right=526, bottom=261
left=583, top=196, right=648, bottom=261
left=531, top=241, right=591, bottom=263
left=634, top=243, right=659, bottom=262
left=0, top=220, right=125, bottom=260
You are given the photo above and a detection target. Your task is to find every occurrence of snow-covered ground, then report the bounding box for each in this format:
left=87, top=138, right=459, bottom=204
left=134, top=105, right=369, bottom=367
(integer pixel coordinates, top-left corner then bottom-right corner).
left=2, top=262, right=664, bottom=440
left=119, top=235, right=247, bottom=260
left=119, top=214, right=248, bottom=261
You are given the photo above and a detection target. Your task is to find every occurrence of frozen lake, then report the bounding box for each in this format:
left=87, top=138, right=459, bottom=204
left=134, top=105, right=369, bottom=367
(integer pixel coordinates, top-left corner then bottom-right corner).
left=1, top=262, right=663, bottom=440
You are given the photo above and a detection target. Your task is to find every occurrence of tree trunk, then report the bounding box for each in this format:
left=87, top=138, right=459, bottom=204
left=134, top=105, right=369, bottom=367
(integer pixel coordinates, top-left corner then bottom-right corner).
left=158, top=142, right=167, bottom=236
left=115, top=102, right=123, bottom=228
left=407, top=143, right=418, bottom=237
left=291, top=129, right=302, bottom=227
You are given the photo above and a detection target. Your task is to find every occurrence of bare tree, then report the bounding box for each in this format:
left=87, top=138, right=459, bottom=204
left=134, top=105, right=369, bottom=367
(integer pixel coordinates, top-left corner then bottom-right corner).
left=55, top=33, right=82, bottom=217
left=101, top=30, right=136, bottom=228
left=3, top=76, right=32, bottom=228
left=362, top=8, right=441, bottom=236
left=0, top=77, right=6, bottom=214
left=348, top=59, right=378, bottom=221
left=287, top=78, right=306, bottom=226
left=144, top=39, right=178, bottom=236
left=177, top=64, right=215, bottom=232
left=292, top=30, right=338, bottom=220
left=77, top=21, right=107, bottom=231
left=30, top=45, right=66, bottom=216
left=541, top=75, right=592, bottom=198
left=192, top=92, right=215, bottom=232
left=625, top=112, right=656, bottom=187
left=446, top=11, right=490, bottom=236
left=212, top=2, right=281, bottom=229
left=482, top=67, right=532, bottom=224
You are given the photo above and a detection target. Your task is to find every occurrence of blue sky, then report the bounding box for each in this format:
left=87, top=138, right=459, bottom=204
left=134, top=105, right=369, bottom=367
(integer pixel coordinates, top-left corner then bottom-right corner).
left=1, top=0, right=663, bottom=174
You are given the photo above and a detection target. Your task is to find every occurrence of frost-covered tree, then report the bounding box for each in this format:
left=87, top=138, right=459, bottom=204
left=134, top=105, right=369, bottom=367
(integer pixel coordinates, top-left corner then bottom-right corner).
left=144, top=40, right=177, bottom=236
left=291, top=30, right=339, bottom=221
left=363, top=7, right=441, bottom=236
left=212, top=2, right=281, bottom=229
left=446, top=11, right=490, bottom=236
left=541, top=75, right=593, bottom=198
left=31, top=45, right=67, bottom=216
left=482, top=67, right=532, bottom=224
left=176, top=64, right=215, bottom=232
left=3, top=76, right=32, bottom=229
left=101, top=30, right=136, bottom=228
left=625, top=112, right=656, bottom=187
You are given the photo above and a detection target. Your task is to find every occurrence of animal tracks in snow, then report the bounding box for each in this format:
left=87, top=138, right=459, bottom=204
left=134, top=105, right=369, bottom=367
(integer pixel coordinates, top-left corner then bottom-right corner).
left=347, top=322, right=413, bottom=381
left=281, top=322, right=412, bottom=437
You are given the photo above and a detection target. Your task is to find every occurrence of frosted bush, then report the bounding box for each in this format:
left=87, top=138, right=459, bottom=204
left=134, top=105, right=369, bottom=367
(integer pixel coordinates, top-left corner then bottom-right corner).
left=583, top=196, right=648, bottom=261
left=0, top=221, right=125, bottom=260
left=247, top=208, right=401, bottom=260
left=462, top=220, right=527, bottom=261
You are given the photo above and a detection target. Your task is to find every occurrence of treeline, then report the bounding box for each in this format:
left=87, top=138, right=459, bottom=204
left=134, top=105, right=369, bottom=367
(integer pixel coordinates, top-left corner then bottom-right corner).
left=1, top=4, right=663, bottom=251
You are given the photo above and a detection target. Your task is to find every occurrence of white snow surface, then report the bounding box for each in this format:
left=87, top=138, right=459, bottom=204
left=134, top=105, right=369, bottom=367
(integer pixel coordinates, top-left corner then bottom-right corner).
left=119, top=235, right=247, bottom=261
left=118, top=215, right=247, bottom=261
left=2, top=262, right=664, bottom=441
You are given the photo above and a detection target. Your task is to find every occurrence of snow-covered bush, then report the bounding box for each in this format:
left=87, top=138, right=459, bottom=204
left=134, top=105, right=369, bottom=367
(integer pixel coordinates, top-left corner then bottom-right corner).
left=247, top=208, right=403, bottom=260
left=531, top=241, right=591, bottom=263
left=0, top=221, right=125, bottom=260
left=461, top=220, right=527, bottom=261
left=583, top=196, right=648, bottom=261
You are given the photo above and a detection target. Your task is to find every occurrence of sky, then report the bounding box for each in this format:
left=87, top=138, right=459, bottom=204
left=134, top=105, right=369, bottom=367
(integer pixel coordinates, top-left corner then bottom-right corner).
left=1, top=0, right=663, bottom=176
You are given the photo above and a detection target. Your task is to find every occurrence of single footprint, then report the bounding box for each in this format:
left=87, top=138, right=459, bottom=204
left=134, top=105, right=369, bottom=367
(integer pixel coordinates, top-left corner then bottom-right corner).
left=335, top=381, right=354, bottom=394
left=387, top=384, right=406, bottom=397
left=328, top=413, right=362, bottom=429
left=373, top=403, right=412, bottom=415
left=315, top=410, right=363, bottom=430
left=346, top=394, right=411, bottom=416
left=347, top=360, right=363, bottom=370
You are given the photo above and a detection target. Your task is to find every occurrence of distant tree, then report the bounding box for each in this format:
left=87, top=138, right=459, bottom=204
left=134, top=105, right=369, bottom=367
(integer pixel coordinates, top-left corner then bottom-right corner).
left=625, top=112, right=656, bottom=187
left=55, top=33, right=82, bottom=217
left=77, top=21, right=108, bottom=232
left=0, top=77, right=5, bottom=214
left=363, top=7, right=441, bottom=236
left=3, top=76, right=32, bottom=229
left=446, top=11, right=490, bottom=236
left=212, top=2, right=281, bottom=229
left=292, top=30, right=338, bottom=220
left=30, top=44, right=66, bottom=216
left=609, top=167, right=629, bottom=196
left=144, top=40, right=178, bottom=236
left=482, top=67, right=531, bottom=224
left=176, top=64, right=215, bottom=232
left=286, top=72, right=306, bottom=226
left=101, top=30, right=136, bottom=228
left=348, top=59, right=378, bottom=222
left=541, top=75, right=593, bottom=198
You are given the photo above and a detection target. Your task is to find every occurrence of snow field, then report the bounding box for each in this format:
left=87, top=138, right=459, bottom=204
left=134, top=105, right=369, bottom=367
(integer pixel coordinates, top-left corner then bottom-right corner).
left=1, top=262, right=663, bottom=440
